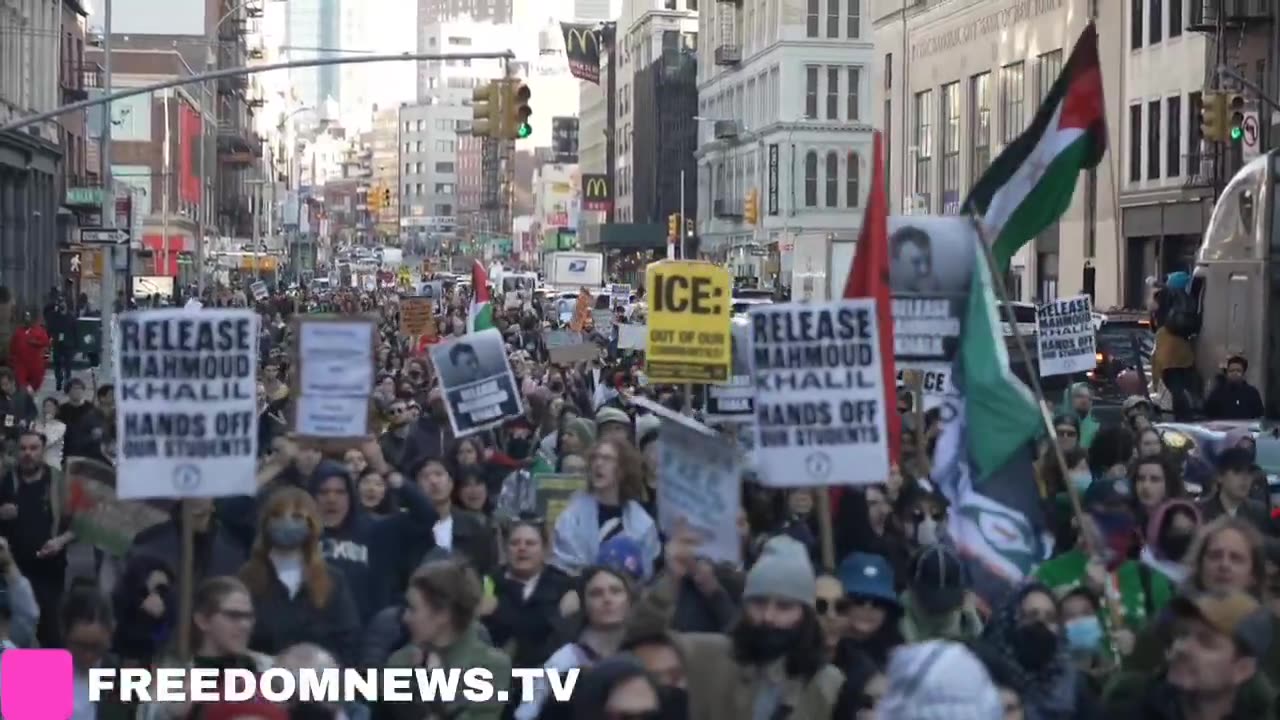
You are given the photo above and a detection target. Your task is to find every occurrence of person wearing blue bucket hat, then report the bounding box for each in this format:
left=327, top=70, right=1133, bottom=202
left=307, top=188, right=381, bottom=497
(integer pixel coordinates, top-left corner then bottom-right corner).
left=834, top=552, right=904, bottom=667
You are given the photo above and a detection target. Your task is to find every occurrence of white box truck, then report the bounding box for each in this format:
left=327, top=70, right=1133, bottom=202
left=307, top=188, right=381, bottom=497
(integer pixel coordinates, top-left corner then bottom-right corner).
left=544, top=251, right=604, bottom=291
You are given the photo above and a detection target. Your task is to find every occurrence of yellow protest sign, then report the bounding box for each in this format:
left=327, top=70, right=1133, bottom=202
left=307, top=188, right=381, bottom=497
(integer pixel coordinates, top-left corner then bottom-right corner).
left=645, top=260, right=732, bottom=384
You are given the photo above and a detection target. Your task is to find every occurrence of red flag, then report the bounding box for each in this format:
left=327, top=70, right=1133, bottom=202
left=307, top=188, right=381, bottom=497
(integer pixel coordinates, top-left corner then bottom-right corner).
left=832, top=132, right=900, bottom=514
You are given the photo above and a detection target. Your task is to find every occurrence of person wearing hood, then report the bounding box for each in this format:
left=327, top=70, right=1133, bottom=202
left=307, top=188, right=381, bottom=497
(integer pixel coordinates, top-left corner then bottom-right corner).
left=568, top=655, right=662, bottom=720
left=1141, top=499, right=1202, bottom=588
left=109, top=555, right=176, bottom=666
left=1058, top=383, right=1100, bottom=450
left=399, top=387, right=456, bottom=474
left=636, top=532, right=844, bottom=720
left=979, top=583, right=1098, bottom=719
left=309, top=456, right=436, bottom=622
left=876, top=640, right=1003, bottom=720
left=899, top=544, right=984, bottom=643
left=1152, top=270, right=1199, bottom=421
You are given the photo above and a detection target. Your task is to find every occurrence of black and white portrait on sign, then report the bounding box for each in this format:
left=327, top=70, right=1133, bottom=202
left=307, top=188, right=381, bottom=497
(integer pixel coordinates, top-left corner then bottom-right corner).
left=429, top=329, right=524, bottom=436
left=889, top=216, right=976, bottom=365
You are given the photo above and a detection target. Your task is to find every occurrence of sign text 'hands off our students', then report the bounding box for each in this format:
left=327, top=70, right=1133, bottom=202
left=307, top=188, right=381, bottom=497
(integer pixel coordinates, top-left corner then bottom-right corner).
left=645, top=261, right=732, bottom=384
left=747, top=300, right=891, bottom=487
left=1036, top=294, right=1097, bottom=377
left=114, top=309, right=259, bottom=499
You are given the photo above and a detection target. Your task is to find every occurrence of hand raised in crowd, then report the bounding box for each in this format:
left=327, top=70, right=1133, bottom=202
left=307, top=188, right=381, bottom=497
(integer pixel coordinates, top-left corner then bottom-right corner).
left=663, top=516, right=702, bottom=580
left=690, top=558, right=722, bottom=597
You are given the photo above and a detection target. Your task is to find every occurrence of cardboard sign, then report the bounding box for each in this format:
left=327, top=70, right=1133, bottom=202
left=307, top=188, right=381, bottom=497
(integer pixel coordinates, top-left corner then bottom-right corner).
left=400, top=296, right=435, bottom=337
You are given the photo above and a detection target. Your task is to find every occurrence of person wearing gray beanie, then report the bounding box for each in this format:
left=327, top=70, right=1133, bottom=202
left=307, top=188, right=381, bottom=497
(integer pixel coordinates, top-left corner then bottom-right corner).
left=743, top=535, right=817, bottom=606
left=877, top=640, right=1003, bottom=720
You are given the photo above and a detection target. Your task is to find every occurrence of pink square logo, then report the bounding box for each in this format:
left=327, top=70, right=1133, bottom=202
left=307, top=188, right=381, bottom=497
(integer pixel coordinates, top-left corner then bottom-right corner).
left=2, top=649, right=74, bottom=720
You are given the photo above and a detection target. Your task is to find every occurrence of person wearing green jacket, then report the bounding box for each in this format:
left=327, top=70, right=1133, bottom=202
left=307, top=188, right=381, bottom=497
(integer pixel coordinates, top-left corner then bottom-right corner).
left=1035, top=478, right=1174, bottom=663
left=1060, top=382, right=1101, bottom=449
left=388, top=557, right=512, bottom=720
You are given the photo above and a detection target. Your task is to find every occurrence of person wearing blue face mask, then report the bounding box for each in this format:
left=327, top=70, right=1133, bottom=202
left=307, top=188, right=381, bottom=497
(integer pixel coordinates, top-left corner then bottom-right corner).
left=1061, top=587, right=1109, bottom=690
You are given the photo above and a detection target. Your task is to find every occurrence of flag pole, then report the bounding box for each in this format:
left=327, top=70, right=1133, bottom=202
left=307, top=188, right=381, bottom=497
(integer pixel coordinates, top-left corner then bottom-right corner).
left=966, top=214, right=1122, bottom=658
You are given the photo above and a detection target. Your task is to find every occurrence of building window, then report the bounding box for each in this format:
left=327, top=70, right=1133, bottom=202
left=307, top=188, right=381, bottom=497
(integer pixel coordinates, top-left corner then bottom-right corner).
left=1130, top=0, right=1143, bottom=49
left=805, top=66, right=819, bottom=118
left=1128, top=104, right=1142, bottom=182
left=1188, top=90, right=1203, bottom=160
left=941, top=81, right=960, bottom=213
left=1147, top=99, right=1161, bottom=179
left=885, top=98, right=892, bottom=192
left=1035, top=50, right=1062, bottom=103
left=971, top=72, right=991, bottom=182
left=1169, top=0, right=1182, bottom=37
left=999, top=62, right=1025, bottom=143
left=825, top=152, right=839, bottom=206
left=848, top=0, right=860, bottom=37
left=807, top=0, right=819, bottom=37
left=1167, top=95, right=1181, bottom=176
left=914, top=89, right=933, bottom=212
left=827, top=0, right=839, bottom=37
left=884, top=53, right=892, bottom=89
left=846, top=152, right=860, bottom=207
left=805, top=151, right=818, bottom=206
left=1149, top=0, right=1162, bottom=44
left=827, top=67, right=839, bottom=119
left=847, top=67, right=860, bottom=120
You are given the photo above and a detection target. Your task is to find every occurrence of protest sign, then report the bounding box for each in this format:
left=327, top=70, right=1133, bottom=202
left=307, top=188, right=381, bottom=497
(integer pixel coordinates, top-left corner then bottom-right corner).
left=250, top=281, right=268, bottom=302
left=591, top=308, right=614, bottom=336
left=894, top=367, right=954, bottom=411
left=114, top=309, right=259, bottom=498
left=544, top=330, right=598, bottom=365
left=645, top=261, right=732, bottom=383
left=66, top=457, right=170, bottom=556
left=747, top=300, right=891, bottom=487
left=1037, top=294, right=1096, bottom=376
left=400, top=296, right=435, bottom=337
left=617, top=324, right=646, bottom=350
left=706, top=317, right=754, bottom=419
left=610, top=283, right=631, bottom=306
left=535, top=474, right=584, bottom=528
left=430, top=329, right=524, bottom=436
left=292, top=316, right=377, bottom=439
left=633, top=396, right=742, bottom=564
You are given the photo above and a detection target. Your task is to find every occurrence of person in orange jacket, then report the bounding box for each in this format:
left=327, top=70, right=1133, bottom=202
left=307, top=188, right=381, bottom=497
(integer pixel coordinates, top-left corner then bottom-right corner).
left=9, top=310, right=51, bottom=393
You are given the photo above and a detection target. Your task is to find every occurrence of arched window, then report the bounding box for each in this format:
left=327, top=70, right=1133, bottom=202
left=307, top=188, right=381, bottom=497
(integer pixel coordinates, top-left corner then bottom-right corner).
left=846, top=152, right=860, bottom=207
left=825, top=152, right=839, bottom=207
left=804, top=151, right=818, bottom=207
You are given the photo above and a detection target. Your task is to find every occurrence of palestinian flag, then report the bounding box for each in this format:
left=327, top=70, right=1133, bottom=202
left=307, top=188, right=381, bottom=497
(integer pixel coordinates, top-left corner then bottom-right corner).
left=931, top=227, right=1047, bottom=600
left=964, top=22, right=1106, bottom=272
left=468, top=260, right=494, bottom=332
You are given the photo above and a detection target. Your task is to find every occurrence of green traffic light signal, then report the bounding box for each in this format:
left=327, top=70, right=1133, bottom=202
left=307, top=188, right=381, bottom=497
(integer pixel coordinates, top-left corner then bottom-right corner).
left=517, top=123, right=532, bottom=139
left=1231, top=125, right=1244, bottom=141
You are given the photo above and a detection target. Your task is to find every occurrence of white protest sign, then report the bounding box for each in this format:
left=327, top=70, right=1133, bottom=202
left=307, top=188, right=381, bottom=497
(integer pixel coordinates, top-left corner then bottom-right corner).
left=294, top=318, right=375, bottom=438
left=747, top=300, right=891, bottom=487
left=617, top=324, right=647, bottom=350
left=114, top=309, right=259, bottom=499
left=632, top=397, right=742, bottom=564
left=895, top=363, right=957, bottom=411
left=250, top=280, right=268, bottom=302
left=1036, top=294, right=1096, bottom=377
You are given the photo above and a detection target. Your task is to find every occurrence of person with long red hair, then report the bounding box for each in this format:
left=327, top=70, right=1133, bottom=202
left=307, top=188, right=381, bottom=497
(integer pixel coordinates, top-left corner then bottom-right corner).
left=238, top=487, right=360, bottom=665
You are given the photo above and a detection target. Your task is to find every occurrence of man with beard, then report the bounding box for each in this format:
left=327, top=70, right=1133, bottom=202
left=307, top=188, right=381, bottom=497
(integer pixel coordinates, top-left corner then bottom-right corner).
left=0, top=431, right=74, bottom=646
left=640, top=528, right=843, bottom=720
left=378, top=397, right=415, bottom=470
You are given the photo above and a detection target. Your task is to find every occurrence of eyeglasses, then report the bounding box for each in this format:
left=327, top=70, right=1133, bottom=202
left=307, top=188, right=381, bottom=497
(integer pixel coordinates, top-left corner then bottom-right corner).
left=815, top=597, right=852, bottom=615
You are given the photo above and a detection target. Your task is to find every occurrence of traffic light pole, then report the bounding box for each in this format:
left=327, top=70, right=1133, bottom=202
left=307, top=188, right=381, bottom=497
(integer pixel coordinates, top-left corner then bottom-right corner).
left=0, top=51, right=517, bottom=132
left=1216, top=65, right=1280, bottom=114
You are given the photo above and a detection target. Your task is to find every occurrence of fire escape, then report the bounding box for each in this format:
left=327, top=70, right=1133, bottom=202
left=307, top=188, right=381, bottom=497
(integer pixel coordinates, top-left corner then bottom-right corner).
left=216, top=0, right=265, bottom=238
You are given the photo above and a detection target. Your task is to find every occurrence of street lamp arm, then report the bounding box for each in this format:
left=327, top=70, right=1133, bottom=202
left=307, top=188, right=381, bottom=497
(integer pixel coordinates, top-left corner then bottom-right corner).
left=0, top=51, right=516, bottom=132
left=215, top=0, right=262, bottom=31
left=1217, top=65, right=1280, bottom=114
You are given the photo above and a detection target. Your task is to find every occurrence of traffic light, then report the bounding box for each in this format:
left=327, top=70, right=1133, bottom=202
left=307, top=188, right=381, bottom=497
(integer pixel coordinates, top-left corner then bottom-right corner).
left=368, top=188, right=383, bottom=213
left=1200, top=91, right=1228, bottom=142
left=382, top=187, right=392, bottom=206
left=1228, top=93, right=1247, bottom=142
left=471, top=82, right=501, bottom=138
left=667, top=213, right=680, bottom=239
left=501, top=81, right=532, bottom=140
left=744, top=188, right=758, bottom=225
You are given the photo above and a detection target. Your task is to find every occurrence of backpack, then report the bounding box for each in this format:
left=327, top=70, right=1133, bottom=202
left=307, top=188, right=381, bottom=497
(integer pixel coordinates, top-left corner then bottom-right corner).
left=1164, top=289, right=1201, bottom=339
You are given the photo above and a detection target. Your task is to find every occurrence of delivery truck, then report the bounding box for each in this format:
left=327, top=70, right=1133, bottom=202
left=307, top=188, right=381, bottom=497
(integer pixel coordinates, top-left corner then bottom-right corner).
left=543, top=251, right=604, bottom=291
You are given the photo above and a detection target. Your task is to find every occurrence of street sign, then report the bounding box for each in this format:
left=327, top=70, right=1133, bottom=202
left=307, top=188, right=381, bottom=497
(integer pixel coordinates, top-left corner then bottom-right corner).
left=79, top=227, right=130, bottom=244
left=1242, top=111, right=1261, bottom=161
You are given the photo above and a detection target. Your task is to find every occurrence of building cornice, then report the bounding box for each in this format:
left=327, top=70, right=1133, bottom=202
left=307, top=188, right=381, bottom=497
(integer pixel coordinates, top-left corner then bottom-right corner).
left=694, top=120, right=876, bottom=158
left=697, top=39, right=875, bottom=93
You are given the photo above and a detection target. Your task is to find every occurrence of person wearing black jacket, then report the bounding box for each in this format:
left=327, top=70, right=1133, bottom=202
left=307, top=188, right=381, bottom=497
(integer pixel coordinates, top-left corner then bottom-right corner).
left=42, top=295, right=75, bottom=392
left=109, top=554, right=175, bottom=665
left=483, top=520, right=576, bottom=669
left=1203, top=355, right=1266, bottom=420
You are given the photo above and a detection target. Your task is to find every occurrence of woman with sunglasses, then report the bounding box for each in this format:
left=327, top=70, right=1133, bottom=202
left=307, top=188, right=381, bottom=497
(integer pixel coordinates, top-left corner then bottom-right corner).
left=832, top=552, right=904, bottom=668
